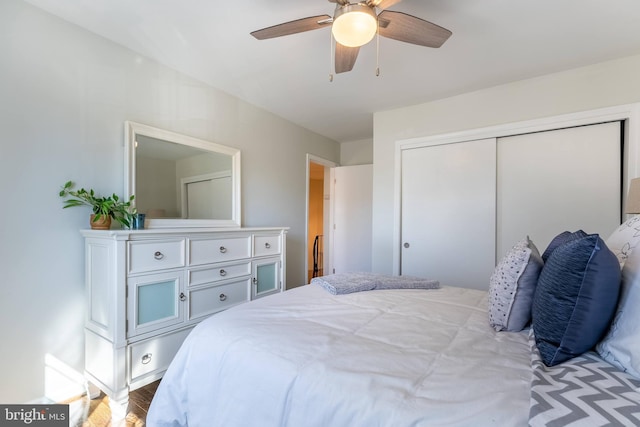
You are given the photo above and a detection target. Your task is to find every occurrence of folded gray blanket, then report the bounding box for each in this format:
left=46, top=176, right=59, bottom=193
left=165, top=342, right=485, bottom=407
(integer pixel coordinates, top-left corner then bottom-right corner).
left=311, top=272, right=440, bottom=295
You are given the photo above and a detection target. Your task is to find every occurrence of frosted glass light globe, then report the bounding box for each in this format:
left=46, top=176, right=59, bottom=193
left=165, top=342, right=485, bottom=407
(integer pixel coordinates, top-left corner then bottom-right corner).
left=332, top=5, right=377, bottom=47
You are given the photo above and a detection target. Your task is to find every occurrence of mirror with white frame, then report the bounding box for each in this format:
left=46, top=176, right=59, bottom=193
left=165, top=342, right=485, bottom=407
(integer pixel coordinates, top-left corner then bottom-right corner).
left=125, top=121, right=241, bottom=228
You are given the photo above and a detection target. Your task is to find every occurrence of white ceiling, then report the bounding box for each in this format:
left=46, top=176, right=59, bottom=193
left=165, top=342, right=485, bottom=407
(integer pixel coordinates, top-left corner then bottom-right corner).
left=22, top=0, right=640, bottom=143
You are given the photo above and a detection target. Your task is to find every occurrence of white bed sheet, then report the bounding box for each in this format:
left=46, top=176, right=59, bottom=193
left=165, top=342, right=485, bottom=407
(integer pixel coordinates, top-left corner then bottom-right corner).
left=147, top=285, right=532, bottom=427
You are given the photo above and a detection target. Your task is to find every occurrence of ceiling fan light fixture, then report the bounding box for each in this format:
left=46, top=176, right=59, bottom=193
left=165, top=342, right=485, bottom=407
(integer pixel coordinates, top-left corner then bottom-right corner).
left=331, top=4, right=377, bottom=48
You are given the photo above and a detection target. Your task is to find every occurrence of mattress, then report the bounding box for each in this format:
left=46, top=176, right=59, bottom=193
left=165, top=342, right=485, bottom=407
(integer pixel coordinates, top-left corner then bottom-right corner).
left=147, top=284, right=532, bottom=426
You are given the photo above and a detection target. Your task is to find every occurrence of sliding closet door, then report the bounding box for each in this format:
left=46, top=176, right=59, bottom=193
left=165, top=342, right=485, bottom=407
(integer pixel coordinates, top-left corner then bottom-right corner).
left=401, top=139, right=496, bottom=289
left=497, top=122, right=621, bottom=258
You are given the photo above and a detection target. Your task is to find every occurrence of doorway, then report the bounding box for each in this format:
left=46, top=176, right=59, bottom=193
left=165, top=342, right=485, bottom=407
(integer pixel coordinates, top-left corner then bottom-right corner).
left=306, top=155, right=336, bottom=284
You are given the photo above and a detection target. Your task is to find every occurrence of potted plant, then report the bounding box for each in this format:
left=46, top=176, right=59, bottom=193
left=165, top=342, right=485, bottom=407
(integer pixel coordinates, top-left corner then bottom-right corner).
left=59, top=181, right=135, bottom=229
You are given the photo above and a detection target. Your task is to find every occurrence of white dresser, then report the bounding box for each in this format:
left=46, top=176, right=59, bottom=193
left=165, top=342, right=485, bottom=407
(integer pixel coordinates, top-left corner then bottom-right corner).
left=81, top=227, right=287, bottom=416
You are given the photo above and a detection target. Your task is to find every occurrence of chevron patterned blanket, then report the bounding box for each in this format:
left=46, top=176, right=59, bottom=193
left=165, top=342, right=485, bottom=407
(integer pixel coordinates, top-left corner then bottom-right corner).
left=528, top=330, right=640, bottom=426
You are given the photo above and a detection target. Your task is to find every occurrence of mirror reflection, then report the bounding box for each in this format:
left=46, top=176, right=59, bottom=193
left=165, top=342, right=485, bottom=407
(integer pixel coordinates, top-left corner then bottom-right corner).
left=125, top=122, right=241, bottom=228
left=135, top=135, right=233, bottom=220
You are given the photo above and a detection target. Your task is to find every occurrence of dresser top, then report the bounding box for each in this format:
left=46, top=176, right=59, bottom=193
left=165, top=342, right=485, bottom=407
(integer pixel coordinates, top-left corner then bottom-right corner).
left=81, top=227, right=288, bottom=239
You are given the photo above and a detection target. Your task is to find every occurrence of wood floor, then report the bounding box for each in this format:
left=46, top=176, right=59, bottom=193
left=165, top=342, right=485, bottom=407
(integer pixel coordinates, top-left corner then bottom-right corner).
left=66, top=380, right=159, bottom=427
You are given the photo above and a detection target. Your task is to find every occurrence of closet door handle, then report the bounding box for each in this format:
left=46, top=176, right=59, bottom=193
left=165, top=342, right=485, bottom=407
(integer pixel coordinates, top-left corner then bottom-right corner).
left=179, top=292, right=187, bottom=302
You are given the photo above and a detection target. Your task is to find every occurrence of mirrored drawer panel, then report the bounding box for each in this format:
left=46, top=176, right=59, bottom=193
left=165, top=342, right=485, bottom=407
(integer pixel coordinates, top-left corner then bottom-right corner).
left=128, top=239, right=185, bottom=274
left=188, top=262, right=251, bottom=287
left=254, top=234, right=282, bottom=257
left=188, top=279, right=250, bottom=321
left=189, top=237, right=251, bottom=265
left=129, top=327, right=192, bottom=383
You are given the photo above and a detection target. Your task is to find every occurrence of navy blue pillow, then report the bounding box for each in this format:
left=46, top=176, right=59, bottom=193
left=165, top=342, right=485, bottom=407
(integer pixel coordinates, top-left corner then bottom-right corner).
left=532, top=234, right=621, bottom=366
left=541, top=229, right=588, bottom=262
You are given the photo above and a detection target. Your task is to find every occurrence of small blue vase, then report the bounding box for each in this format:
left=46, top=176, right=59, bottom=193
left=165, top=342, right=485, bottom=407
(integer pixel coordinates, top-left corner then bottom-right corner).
left=132, top=213, right=146, bottom=230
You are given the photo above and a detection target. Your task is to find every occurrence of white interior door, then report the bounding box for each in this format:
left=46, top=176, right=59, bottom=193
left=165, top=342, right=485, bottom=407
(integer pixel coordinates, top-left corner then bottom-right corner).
left=496, top=122, right=621, bottom=258
left=401, top=139, right=497, bottom=289
left=331, top=164, right=373, bottom=274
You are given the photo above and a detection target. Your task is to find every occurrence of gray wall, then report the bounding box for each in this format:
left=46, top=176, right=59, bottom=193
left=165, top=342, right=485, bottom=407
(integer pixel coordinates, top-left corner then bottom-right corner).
left=340, top=138, right=373, bottom=166
left=0, top=0, right=339, bottom=403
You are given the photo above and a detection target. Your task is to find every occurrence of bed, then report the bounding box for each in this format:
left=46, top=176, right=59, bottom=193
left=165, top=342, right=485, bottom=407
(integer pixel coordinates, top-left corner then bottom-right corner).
left=148, top=222, right=640, bottom=427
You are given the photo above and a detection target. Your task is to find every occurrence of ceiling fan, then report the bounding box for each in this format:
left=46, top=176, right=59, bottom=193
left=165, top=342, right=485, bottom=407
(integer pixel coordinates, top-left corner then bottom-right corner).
left=250, top=0, right=452, bottom=75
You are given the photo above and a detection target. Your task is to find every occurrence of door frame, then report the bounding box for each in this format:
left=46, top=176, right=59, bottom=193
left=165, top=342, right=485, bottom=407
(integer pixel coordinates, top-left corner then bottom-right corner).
left=393, top=103, right=640, bottom=274
left=305, top=154, right=338, bottom=283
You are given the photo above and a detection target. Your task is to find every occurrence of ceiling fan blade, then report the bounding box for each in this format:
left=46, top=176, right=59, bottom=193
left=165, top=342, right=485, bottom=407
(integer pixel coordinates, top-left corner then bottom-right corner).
left=251, top=15, right=332, bottom=40
left=367, top=0, right=402, bottom=10
left=335, top=43, right=360, bottom=74
left=377, top=10, right=452, bottom=48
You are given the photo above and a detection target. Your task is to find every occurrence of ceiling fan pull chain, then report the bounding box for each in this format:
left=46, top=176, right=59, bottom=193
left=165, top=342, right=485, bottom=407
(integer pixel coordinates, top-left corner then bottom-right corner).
left=329, top=30, right=335, bottom=82
left=375, top=21, right=381, bottom=77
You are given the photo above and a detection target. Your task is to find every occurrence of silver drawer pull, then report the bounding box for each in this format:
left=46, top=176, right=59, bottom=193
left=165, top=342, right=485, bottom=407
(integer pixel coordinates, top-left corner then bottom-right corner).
left=219, top=293, right=227, bottom=302
left=219, top=269, right=227, bottom=276
left=154, top=251, right=164, bottom=260
left=141, top=353, right=152, bottom=365
left=264, top=242, right=271, bottom=249
left=179, top=292, right=186, bottom=302
left=219, top=246, right=227, bottom=254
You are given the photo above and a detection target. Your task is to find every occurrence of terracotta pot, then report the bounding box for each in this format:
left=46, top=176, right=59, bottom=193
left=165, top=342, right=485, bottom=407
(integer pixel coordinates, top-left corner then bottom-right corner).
left=90, top=214, right=112, bottom=230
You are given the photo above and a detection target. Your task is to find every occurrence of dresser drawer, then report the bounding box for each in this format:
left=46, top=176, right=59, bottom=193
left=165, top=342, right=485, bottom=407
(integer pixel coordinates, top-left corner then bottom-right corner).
left=128, top=239, right=185, bottom=274
left=189, top=237, right=251, bottom=265
left=129, top=327, right=191, bottom=383
left=254, top=234, right=282, bottom=257
left=188, top=262, right=251, bottom=287
left=188, top=279, right=250, bottom=321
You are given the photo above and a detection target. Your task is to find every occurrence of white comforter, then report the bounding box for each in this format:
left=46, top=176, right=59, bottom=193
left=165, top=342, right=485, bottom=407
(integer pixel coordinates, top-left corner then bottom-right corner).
left=147, top=285, right=532, bottom=427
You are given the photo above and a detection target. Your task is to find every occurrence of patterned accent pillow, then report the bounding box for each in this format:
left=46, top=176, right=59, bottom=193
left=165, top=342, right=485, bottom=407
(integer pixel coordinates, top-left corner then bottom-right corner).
left=597, top=235, right=640, bottom=379
left=529, top=330, right=640, bottom=426
left=488, top=237, right=543, bottom=332
left=605, top=216, right=640, bottom=267
left=532, top=234, right=621, bottom=366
